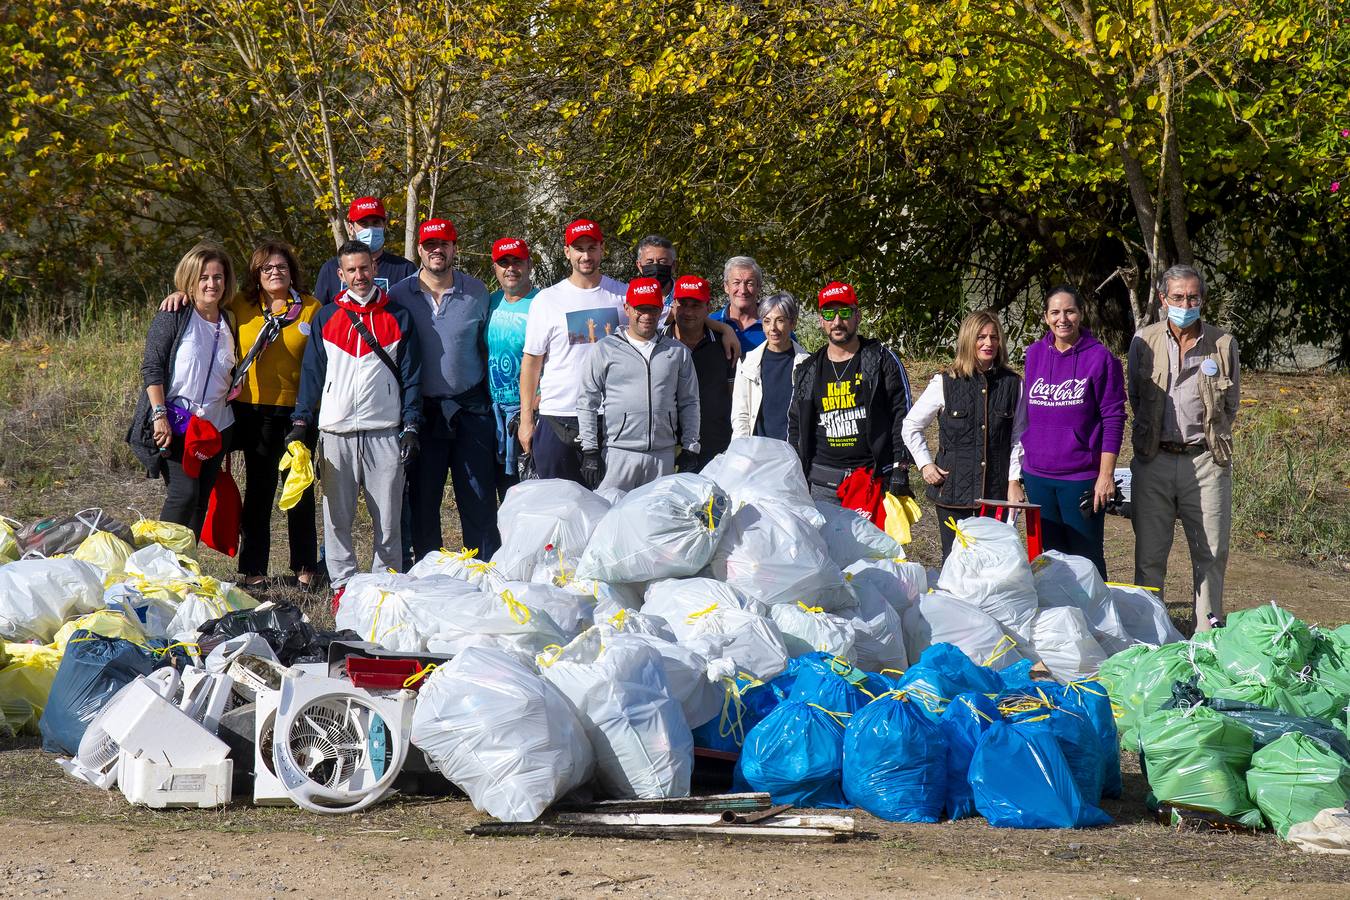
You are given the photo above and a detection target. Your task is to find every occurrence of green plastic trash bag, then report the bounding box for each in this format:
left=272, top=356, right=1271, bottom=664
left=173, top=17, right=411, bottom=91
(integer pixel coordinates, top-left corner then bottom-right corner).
left=1309, top=628, right=1350, bottom=699
left=1163, top=679, right=1350, bottom=763
left=1139, top=706, right=1263, bottom=828
left=1215, top=603, right=1313, bottom=685
left=1107, top=643, right=1202, bottom=752
left=1247, top=733, right=1350, bottom=838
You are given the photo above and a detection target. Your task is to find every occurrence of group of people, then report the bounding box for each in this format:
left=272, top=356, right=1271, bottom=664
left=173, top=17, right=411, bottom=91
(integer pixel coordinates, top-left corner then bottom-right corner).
left=126, top=195, right=1239, bottom=630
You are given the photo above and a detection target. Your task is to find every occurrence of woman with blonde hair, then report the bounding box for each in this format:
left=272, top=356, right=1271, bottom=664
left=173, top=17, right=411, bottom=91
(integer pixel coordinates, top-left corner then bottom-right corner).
left=126, top=242, right=238, bottom=535
left=901, top=309, right=1025, bottom=559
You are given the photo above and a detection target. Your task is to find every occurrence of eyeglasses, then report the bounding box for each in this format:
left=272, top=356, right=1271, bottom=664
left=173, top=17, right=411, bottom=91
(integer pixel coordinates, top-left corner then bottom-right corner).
left=1164, top=293, right=1202, bottom=306
left=260, top=264, right=290, bottom=274
left=820, top=307, right=855, bottom=321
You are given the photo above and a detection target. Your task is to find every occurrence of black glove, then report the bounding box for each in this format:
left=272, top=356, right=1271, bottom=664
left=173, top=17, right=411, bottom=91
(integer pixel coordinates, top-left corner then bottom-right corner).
left=285, top=421, right=308, bottom=446
left=886, top=467, right=913, bottom=498
left=580, top=449, right=602, bottom=490
left=399, top=428, right=420, bottom=466
left=678, top=448, right=703, bottom=473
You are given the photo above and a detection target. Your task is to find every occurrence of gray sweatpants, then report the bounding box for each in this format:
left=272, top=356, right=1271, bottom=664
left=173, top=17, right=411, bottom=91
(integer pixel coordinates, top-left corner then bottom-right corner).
left=320, top=427, right=404, bottom=588
left=599, top=447, right=675, bottom=493
left=1130, top=449, right=1232, bottom=629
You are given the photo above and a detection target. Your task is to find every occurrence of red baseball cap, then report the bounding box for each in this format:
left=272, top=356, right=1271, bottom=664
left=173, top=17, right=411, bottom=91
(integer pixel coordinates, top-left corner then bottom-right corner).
left=565, top=218, right=603, bottom=246
left=347, top=196, right=386, bottom=221
left=818, top=281, right=859, bottom=307
left=182, top=415, right=223, bottom=479
left=418, top=218, right=457, bottom=244
left=673, top=275, right=711, bottom=303
left=492, top=237, right=530, bottom=262
left=625, top=277, right=665, bottom=309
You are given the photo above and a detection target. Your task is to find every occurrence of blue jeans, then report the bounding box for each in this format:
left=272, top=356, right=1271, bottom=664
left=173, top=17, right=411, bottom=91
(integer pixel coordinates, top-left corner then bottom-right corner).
left=492, top=401, right=521, bottom=500
left=407, top=401, right=502, bottom=560
left=1022, top=472, right=1107, bottom=579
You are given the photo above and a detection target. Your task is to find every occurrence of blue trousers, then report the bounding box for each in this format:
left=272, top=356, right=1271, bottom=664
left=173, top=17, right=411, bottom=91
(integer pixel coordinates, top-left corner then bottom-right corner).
left=1022, top=472, right=1107, bottom=579
left=408, top=402, right=501, bottom=560
left=531, top=415, right=585, bottom=484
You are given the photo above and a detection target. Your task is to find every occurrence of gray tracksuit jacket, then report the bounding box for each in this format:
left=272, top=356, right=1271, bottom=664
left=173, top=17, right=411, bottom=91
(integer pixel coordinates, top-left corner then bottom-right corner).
left=578, top=330, right=701, bottom=454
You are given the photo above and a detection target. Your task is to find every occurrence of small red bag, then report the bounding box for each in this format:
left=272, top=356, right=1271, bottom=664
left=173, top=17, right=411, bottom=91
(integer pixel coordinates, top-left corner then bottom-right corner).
left=202, top=455, right=242, bottom=557
left=836, top=466, right=887, bottom=529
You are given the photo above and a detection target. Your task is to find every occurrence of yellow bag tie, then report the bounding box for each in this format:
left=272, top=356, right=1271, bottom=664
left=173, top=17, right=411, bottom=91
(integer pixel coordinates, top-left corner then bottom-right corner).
left=944, top=516, right=974, bottom=550
left=703, top=497, right=718, bottom=531
left=368, top=590, right=402, bottom=643
left=536, top=644, right=565, bottom=667
left=956, top=695, right=996, bottom=723
left=276, top=441, right=315, bottom=511
left=807, top=703, right=853, bottom=728
left=797, top=602, right=825, bottom=615
left=500, top=590, right=532, bottom=625
left=983, top=634, right=1018, bottom=667
left=609, top=609, right=628, bottom=630
left=717, top=677, right=749, bottom=745
left=402, top=664, right=438, bottom=688
left=1104, top=581, right=1160, bottom=592
left=882, top=492, right=923, bottom=545
left=687, top=602, right=720, bottom=622
left=879, top=667, right=906, bottom=679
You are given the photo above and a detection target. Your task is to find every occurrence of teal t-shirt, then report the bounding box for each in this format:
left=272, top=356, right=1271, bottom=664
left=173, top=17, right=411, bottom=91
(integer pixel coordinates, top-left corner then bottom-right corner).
left=486, top=287, right=539, bottom=405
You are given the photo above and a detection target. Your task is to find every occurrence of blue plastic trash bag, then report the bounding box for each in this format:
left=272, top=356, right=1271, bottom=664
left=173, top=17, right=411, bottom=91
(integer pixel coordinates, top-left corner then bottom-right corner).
left=940, top=691, right=1000, bottom=819
left=897, top=643, right=1002, bottom=718
left=736, top=699, right=849, bottom=808
left=39, top=630, right=160, bottom=755
left=842, top=691, right=948, bottom=822
left=788, top=665, right=871, bottom=714
left=692, top=678, right=780, bottom=752
left=1056, top=681, right=1122, bottom=799
left=969, top=720, right=1112, bottom=828
left=779, top=652, right=889, bottom=698
left=1015, top=711, right=1104, bottom=803
left=997, top=658, right=1037, bottom=690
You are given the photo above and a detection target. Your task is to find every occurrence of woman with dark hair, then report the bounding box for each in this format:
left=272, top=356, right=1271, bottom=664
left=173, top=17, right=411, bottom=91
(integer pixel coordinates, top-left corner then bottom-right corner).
left=127, top=242, right=238, bottom=535
left=902, top=310, right=1025, bottom=560
left=226, top=241, right=322, bottom=588
left=1016, top=285, right=1126, bottom=577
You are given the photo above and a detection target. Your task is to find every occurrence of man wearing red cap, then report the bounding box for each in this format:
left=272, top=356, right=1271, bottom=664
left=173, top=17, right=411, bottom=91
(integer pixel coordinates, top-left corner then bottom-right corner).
left=485, top=237, right=539, bottom=493
left=313, top=196, right=418, bottom=305
left=664, top=274, right=733, bottom=471
left=578, top=278, right=701, bottom=493
left=787, top=281, right=913, bottom=506
left=388, top=218, right=498, bottom=561
left=519, top=218, right=628, bottom=482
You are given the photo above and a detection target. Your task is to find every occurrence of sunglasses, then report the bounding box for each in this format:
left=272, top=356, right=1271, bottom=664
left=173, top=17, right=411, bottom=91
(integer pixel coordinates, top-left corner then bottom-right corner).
left=820, top=307, right=856, bottom=321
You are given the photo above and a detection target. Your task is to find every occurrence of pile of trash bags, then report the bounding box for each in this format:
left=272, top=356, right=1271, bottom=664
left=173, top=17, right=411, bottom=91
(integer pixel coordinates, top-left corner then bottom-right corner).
left=1099, top=602, right=1350, bottom=840
left=3, top=438, right=1188, bottom=824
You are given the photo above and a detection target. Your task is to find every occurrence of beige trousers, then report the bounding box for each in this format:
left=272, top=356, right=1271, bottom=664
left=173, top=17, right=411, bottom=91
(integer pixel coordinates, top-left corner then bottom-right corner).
left=1130, top=449, right=1232, bottom=630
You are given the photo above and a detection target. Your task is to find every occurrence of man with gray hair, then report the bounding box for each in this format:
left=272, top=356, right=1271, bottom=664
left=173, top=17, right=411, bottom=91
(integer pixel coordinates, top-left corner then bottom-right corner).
left=711, top=255, right=769, bottom=353
left=1127, top=263, right=1240, bottom=632
left=731, top=292, right=809, bottom=440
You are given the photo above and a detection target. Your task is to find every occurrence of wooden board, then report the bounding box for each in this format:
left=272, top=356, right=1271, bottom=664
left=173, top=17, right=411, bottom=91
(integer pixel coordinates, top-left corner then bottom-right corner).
left=466, top=821, right=848, bottom=843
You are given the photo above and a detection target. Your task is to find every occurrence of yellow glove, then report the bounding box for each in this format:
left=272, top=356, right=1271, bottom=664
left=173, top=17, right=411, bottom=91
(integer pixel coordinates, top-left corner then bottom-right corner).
left=277, top=441, right=315, bottom=511
left=882, top=492, right=923, bottom=545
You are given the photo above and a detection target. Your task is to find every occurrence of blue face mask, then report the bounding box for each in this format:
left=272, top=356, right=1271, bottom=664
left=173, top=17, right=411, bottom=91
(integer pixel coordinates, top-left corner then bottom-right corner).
left=355, top=225, right=385, bottom=254
left=1166, top=304, right=1201, bottom=328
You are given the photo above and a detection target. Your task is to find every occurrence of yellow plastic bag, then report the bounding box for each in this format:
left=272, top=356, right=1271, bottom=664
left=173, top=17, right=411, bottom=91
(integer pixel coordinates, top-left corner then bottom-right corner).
left=73, top=530, right=135, bottom=577
left=130, top=519, right=197, bottom=559
left=0, top=516, right=19, bottom=563
left=0, top=643, right=63, bottom=732
left=882, top=492, right=923, bottom=545
left=277, top=441, right=315, bottom=511
left=51, top=610, right=147, bottom=652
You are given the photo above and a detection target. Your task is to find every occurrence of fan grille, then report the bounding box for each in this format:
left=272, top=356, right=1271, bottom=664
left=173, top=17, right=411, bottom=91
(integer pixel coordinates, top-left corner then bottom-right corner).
left=284, top=698, right=389, bottom=789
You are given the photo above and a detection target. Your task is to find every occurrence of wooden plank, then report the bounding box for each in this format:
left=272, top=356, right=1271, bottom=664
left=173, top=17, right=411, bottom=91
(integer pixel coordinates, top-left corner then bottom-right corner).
left=727, top=803, right=793, bottom=824
left=466, top=821, right=846, bottom=843
left=548, top=811, right=853, bottom=833
left=556, top=792, right=772, bottom=815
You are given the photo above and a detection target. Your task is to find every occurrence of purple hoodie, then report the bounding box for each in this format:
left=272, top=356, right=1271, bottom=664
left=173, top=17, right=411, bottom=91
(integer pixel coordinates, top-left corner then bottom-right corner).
left=1018, top=329, right=1126, bottom=481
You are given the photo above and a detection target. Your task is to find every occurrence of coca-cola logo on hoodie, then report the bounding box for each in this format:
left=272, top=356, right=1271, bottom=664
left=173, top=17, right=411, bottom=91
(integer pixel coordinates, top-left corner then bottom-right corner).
left=1028, top=376, right=1089, bottom=407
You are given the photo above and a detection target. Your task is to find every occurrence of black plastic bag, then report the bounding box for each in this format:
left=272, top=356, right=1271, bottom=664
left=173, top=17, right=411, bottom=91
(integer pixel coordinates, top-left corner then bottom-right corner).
left=1163, top=679, right=1350, bottom=763
left=197, top=602, right=359, bottom=666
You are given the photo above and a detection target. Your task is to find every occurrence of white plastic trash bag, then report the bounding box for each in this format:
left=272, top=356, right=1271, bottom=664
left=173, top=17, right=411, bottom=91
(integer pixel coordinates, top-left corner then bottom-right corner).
left=0, top=558, right=105, bottom=642
left=701, top=437, right=824, bottom=527
left=424, top=586, right=568, bottom=657
left=845, top=575, right=909, bottom=670
left=491, top=479, right=612, bottom=581
left=1028, top=606, right=1108, bottom=683
left=1032, top=551, right=1134, bottom=654
left=411, top=646, right=594, bottom=822
left=815, top=501, right=904, bottom=567
left=845, top=558, right=927, bottom=614
left=556, top=578, right=644, bottom=620
left=680, top=608, right=790, bottom=682
left=408, top=548, right=508, bottom=593
left=935, top=517, right=1038, bottom=637
left=1107, top=584, right=1184, bottom=647
left=902, top=590, right=1027, bottom=671
left=166, top=579, right=259, bottom=640
left=769, top=603, right=857, bottom=662
left=596, top=607, right=676, bottom=642
left=710, top=502, right=849, bottom=611
left=538, top=628, right=693, bottom=800
left=336, top=572, right=487, bottom=653
left=102, top=583, right=177, bottom=639
left=503, top=581, right=594, bottom=639
left=123, top=544, right=198, bottom=582
left=576, top=474, right=730, bottom=584
left=641, top=578, right=758, bottom=640
left=602, top=628, right=724, bottom=730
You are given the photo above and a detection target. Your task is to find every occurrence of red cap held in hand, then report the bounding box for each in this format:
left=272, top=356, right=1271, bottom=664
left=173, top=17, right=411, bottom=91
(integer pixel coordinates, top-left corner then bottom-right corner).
left=182, top=415, right=223, bottom=479
left=492, top=237, right=530, bottom=262
left=625, top=277, right=665, bottom=309
left=565, top=219, right=603, bottom=246
left=673, top=275, right=711, bottom=303
left=347, top=196, right=386, bottom=221
left=818, top=281, right=858, bottom=307
left=418, top=218, right=457, bottom=244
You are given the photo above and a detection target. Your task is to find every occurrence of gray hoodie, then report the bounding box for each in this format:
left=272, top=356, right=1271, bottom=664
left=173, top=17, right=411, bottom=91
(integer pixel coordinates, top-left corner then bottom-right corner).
left=578, top=329, right=701, bottom=453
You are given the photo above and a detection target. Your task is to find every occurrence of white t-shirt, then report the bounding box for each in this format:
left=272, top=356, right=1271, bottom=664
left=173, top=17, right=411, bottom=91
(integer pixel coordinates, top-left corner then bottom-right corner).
left=524, top=275, right=628, bottom=416
left=622, top=327, right=656, bottom=360
left=168, top=309, right=237, bottom=431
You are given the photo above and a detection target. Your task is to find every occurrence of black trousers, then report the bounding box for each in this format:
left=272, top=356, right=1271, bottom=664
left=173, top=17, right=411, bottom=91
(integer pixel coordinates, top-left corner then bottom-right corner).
left=160, top=426, right=232, bottom=537
left=232, top=403, right=318, bottom=577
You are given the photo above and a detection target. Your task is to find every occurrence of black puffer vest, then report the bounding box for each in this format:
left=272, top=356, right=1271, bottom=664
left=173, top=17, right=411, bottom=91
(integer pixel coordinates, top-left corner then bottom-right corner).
left=928, top=366, right=1021, bottom=508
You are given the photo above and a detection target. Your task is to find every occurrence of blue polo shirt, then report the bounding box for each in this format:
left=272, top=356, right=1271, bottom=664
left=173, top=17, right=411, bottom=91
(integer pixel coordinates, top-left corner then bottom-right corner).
left=710, top=306, right=766, bottom=353
left=388, top=270, right=490, bottom=401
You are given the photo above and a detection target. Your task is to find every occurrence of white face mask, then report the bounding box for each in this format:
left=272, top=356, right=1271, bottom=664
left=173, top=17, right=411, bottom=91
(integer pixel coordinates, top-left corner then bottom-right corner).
left=355, top=225, right=385, bottom=253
